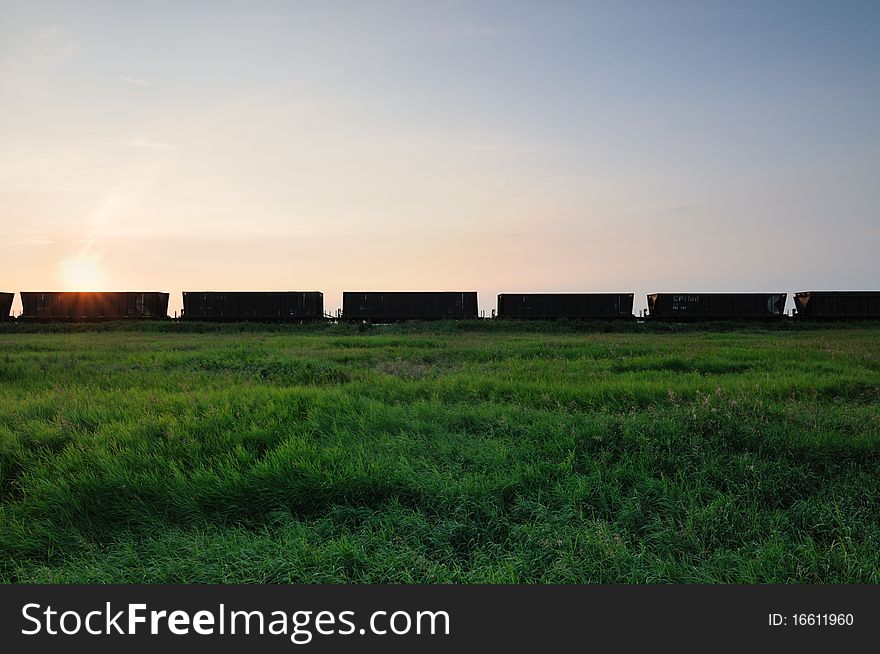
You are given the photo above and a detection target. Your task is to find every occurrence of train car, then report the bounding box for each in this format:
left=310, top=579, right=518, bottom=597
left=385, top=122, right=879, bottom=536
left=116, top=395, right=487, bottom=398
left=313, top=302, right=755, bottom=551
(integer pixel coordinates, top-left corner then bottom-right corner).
left=181, top=291, right=323, bottom=321
left=647, top=293, right=786, bottom=320
left=497, top=293, right=634, bottom=320
left=343, top=291, right=478, bottom=322
left=19, top=292, right=170, bottom=321
left=0, top=292, right=13, bottom=320
left=794, top=291, right=880, bottom=319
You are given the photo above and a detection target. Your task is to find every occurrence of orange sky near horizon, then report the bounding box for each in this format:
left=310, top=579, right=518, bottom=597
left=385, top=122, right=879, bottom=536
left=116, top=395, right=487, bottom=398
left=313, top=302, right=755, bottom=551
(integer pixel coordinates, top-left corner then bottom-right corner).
left=3, top=2, right=878, bottom=316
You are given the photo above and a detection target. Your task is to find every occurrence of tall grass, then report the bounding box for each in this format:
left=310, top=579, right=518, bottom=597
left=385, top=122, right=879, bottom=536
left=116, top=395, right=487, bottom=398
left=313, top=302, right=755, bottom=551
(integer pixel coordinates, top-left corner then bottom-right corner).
left=0, top=325, right=878, bottom=582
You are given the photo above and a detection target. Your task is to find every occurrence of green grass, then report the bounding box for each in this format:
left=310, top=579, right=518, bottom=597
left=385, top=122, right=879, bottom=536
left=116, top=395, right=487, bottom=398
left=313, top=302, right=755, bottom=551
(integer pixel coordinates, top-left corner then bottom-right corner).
left=1, top=321, right=878, bottom=583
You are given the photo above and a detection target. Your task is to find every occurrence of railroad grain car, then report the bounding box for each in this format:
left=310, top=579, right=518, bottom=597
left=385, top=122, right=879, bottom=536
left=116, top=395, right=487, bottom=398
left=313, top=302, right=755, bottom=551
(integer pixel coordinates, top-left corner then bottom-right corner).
left=0, top=292, right=13, bottom=319
left=181, top=291, right=323, bottom=321
left=497, top=293, right=634, bottom=319
left=794, top=291, right=880, bottom=319
left=18, top=292, right=170, bottom=321
left=343, top=291, right=478, bottom=322
left=647, top=293, right=786, bottom=320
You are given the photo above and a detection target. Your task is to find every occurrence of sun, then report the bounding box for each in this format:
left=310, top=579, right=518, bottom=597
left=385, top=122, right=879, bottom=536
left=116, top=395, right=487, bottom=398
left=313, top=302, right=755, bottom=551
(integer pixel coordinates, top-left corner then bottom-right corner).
left=59, top=254, right=105, bottom=290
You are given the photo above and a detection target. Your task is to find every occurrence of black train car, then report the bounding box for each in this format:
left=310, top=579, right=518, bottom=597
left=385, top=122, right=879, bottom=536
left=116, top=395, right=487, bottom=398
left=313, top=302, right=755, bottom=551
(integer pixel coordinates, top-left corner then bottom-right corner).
left=0, top=292, right=13, bottom=320
left=794, top=291, right=880, bottom=319
left=497, top=293, right=634, bottom=319
left=343, top=291, right=478, bottom=322
left=19, top=292, right=169, bottom=321
left=647, top=293, right=786, bottom=320
left=181, top=291, right=323, bottom=321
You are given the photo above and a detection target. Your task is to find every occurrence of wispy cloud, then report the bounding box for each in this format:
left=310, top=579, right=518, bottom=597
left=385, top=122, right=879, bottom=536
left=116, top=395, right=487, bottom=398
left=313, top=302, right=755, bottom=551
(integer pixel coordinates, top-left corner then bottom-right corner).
left=32, top=27, right=60, bottom=39
left=208, top=12, right=308, bottom=25
left=56, top=170, right=164, bottom=287
left=438, top=24, right=500, bottom=39
left=126, top=137, right=179, bottom=151
left=441, top=142, right=553, bottom=154
left=2, top=26, right=77, bottom=69
left=17, top=238, right=53, bottom=246
left=118, top=74, right=151, bottom=86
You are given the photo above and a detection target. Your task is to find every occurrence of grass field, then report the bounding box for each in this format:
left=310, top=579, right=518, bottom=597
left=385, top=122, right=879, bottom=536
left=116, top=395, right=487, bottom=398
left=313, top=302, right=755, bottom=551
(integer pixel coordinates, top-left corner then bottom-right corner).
left=1, top=321, right=878, bottom=583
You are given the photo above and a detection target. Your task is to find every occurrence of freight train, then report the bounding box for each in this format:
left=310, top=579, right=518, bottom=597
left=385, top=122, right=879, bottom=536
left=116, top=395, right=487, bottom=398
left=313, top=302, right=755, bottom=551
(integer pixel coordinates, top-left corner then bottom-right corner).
left=182, top=291, right=323, bottom=321
left=645, top=293, right=787, bottom=320
left=17, top=292, right=169, bottom=321
left=793, top=291, right=880, bottom=319
left=498, top=293, right=634, bottom=320
left=343, top=292, right=478, bottom=322
left=0, top=292, right=13, bottom=321
left=3, top=290, right=880, bottom=321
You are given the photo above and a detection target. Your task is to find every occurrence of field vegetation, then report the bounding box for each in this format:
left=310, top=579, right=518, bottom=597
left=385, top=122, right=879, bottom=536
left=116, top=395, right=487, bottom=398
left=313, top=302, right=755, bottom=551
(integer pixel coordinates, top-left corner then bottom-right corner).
left=1, top=321, right=878, bottom=582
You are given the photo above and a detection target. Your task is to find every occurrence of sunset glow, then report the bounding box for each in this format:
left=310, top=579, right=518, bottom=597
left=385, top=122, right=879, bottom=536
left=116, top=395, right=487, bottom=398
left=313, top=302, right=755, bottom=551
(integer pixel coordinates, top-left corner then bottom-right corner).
left=58, top=254, right=105, bottom=291
left=1, top=2, right=878, bottom=316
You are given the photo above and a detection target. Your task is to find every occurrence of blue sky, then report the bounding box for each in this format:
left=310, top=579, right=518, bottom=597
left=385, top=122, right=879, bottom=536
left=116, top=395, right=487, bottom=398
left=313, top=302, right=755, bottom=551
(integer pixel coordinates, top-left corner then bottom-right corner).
left=1, top=1, right=878, bottom=314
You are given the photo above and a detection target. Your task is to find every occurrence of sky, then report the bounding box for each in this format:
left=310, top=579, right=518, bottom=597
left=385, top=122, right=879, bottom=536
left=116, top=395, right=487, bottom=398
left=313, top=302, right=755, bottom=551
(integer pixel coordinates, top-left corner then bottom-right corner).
left=1, top=0, right=878, bottom=316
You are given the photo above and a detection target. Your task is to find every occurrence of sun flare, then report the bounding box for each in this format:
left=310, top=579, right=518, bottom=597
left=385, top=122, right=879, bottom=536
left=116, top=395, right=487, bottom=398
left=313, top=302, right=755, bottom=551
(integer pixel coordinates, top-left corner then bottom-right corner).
left=58, top=255, right=105, bottom=290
